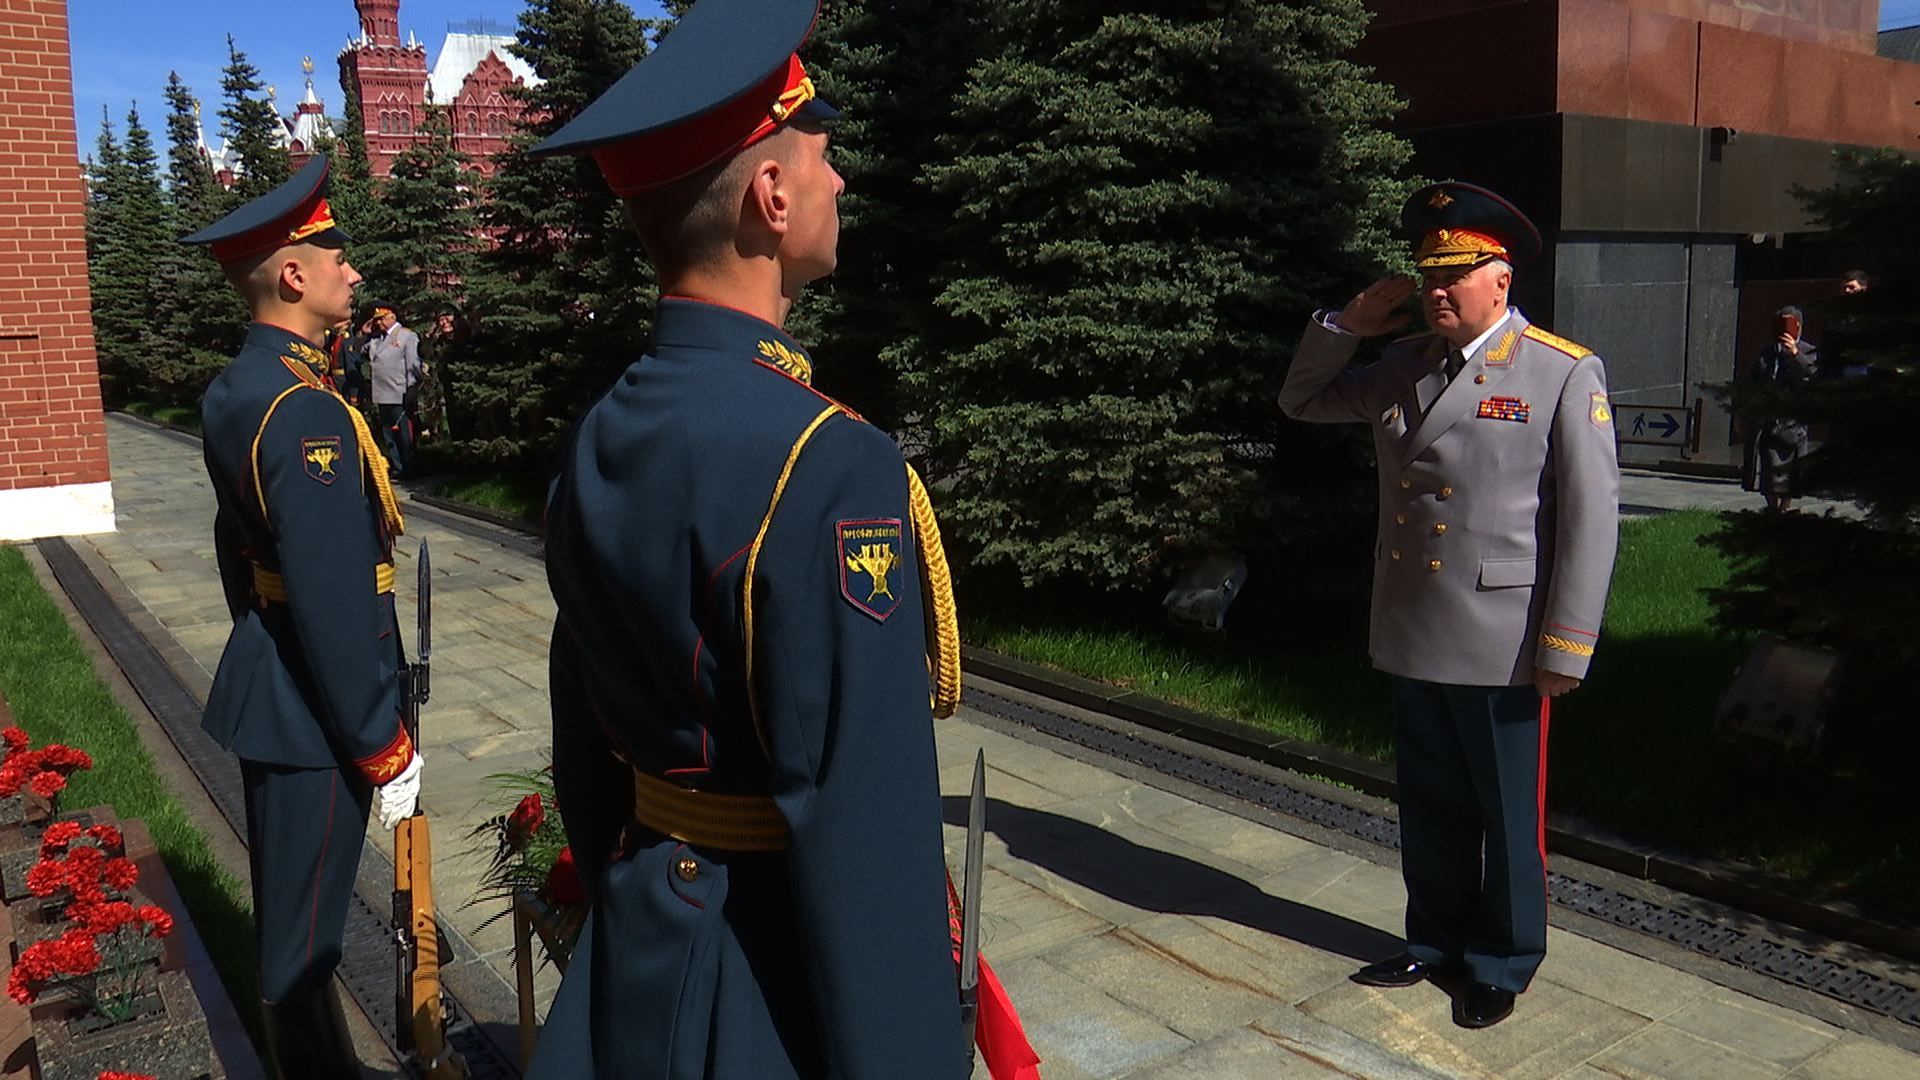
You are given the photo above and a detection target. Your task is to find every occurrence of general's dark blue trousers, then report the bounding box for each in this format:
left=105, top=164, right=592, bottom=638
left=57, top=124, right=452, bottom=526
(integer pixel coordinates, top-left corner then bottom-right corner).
left=1390, top=677, right=1550, bottom=992
left=241, top=760, right=373, bottom=1002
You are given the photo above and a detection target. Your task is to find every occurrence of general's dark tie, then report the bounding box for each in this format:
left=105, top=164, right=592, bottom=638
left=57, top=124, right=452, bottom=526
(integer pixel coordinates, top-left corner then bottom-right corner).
left=1444, top=349, right=1467, bottom=384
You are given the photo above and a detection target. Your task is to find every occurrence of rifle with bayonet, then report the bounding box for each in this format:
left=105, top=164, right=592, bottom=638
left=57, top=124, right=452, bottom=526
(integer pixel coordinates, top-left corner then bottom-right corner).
left=392, top=540, right=468, bottom=1079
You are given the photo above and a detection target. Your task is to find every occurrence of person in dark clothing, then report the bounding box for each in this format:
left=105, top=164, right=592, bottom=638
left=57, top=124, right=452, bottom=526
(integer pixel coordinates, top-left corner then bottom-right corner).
left=1744, top=305, right=1820, bottom=512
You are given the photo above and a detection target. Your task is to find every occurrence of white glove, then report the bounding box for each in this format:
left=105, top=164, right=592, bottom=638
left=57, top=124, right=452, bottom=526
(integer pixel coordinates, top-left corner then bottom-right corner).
left=374, top=752, right=424, bottom=830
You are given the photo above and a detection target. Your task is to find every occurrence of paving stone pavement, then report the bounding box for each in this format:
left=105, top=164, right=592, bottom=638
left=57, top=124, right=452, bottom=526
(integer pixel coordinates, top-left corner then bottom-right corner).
left=72, top=415, right=1920, bottom=1079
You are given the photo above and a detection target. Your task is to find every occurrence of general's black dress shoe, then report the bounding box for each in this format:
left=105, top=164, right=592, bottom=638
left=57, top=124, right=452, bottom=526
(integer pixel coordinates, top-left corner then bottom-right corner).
left=1350, top=952, right=1435, bottom=988
left=1457, top=983, right=1516, bottom=1028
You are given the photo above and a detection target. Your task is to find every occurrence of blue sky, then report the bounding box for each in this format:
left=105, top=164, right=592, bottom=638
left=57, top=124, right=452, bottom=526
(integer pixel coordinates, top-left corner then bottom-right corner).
left=63, top=0, right=1920, bottom=154
left=67, top=0, right=664, bottom=152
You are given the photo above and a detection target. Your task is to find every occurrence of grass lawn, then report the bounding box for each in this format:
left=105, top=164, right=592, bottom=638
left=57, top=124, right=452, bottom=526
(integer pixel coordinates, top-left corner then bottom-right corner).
left=433, top=473, right=545, bottom=523
left=971, top=510, right=1920, bottom=920
left=0, top=545, right=259, bottom=1030
left=120, top=400, right=203, bottom=432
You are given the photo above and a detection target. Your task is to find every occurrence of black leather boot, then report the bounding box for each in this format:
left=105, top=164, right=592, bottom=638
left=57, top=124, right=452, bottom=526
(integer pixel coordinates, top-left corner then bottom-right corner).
left=260, top=981, right=363, bottom=1079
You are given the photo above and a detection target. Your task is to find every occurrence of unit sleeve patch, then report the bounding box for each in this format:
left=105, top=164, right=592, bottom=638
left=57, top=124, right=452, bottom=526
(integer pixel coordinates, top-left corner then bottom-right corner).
left=1589, top=392, right=1612, bottom=428
left=838, top=518, right=904, bottom=622
left=301, top=436, right=344, bottom=485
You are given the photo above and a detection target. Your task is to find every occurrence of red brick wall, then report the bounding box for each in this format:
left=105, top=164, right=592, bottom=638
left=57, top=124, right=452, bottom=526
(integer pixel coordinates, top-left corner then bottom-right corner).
left=1357, top=0, right=1920, bottom=148
left=0, top=0, right=111, bottom=493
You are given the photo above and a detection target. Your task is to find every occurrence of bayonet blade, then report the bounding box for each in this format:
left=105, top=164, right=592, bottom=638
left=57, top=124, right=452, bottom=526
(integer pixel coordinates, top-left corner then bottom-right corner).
left=416, top=539, right=432, bottom=666
left=959, top=749, right=985, bottom=993
left=415, top=538, right=432, bottom=706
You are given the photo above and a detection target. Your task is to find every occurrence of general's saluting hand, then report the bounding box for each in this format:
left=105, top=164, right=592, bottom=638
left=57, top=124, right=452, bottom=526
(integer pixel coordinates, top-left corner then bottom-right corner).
left=1335, top=275, right=1417, bottom=337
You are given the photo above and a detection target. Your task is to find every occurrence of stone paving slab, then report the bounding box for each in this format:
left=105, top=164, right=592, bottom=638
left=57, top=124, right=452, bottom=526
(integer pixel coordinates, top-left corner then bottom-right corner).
left=72, top=415, right=1920, bottom=1078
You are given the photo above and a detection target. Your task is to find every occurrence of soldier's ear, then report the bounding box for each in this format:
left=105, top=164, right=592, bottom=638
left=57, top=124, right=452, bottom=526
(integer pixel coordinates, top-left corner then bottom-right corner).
left=276, top=255, right=308, bottom=302
left=748, top=157, right=790, bottom=239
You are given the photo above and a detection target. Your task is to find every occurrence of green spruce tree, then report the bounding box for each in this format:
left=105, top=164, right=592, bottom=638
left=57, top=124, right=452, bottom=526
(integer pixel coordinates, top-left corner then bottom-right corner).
left=157, top=72, right=245, bottom=399
left=795, top=0, right=989, bottom=430
left=467, top=0, right=651, bottom=457
left=366, top=102, right=479, bottom=330
left=85, top=108, right=136, bottom=397
left=324, top=64, right=383, bottom=240
left=100, top=104, right=174, bottom=401
left=1708, top=148, right=1920, bottom=735
left=219, top=35, right=292, bottom=199
left=889, top=0, right=1413, bottom=593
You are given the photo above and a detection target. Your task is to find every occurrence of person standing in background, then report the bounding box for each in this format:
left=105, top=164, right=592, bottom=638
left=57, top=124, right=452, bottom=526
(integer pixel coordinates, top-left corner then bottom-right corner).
left=1278, top=181, right=1621, bottom=1029
left=366, top=303, right=421, bottom=478
left=1744, top=305, right=1819, bottom=512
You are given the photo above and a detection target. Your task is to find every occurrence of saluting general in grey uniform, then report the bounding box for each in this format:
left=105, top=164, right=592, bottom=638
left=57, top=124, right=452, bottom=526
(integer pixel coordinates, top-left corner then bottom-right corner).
left=1280, top=182, right=1619, bottom=1029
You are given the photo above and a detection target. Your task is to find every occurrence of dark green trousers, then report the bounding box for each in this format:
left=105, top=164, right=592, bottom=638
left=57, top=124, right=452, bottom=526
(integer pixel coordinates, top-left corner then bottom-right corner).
left=1391, top=677, right=1549, bottom=992
left=241, top=760, right=373, bottom=1002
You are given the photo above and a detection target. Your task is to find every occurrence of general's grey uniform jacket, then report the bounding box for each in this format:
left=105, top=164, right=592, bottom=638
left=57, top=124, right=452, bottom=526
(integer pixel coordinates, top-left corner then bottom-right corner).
left=1280, top=310, right=1620, bottom=686
left=367, top=324, right=421, bottom=406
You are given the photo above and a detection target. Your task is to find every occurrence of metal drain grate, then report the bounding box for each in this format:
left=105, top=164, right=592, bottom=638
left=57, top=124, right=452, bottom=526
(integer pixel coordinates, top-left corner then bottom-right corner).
left=964, top=686, right=1920, bottom=1029
left=37, top=536, right=523, bottom=1078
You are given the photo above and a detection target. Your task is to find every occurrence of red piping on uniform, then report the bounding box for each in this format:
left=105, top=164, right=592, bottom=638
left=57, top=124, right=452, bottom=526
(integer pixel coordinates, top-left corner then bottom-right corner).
left=665, top=542, right=756, bottom=777
left=1536, top=697, right=1552, bottom=883
left=1547, top=622, right=1596, bottom=638
left=665, top=637, right=714, bottom=777
left=308, top=779, right=337, bottom=969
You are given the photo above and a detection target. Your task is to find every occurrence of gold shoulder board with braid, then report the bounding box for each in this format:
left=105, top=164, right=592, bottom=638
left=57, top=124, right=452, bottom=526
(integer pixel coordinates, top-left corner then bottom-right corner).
left=1522, top=325, right=1593, bottom=359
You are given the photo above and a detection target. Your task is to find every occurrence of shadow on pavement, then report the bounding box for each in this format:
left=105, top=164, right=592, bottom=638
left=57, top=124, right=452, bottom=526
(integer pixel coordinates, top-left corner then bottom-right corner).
left=943, top=796, right=1402, bottom=966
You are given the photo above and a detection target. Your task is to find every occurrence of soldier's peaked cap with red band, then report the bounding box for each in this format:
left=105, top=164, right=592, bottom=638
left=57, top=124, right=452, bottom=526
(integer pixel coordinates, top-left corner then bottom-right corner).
left=1401, top=181, right=1542, bottom=271
left=529, top=0, right=838, bottom=195
left=178, top=154, right=352, bottom=264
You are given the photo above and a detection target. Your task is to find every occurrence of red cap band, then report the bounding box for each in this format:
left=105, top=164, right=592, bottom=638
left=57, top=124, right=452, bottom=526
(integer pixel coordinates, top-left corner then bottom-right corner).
left=592, top=54, right=815, bottom=196
left=209, top=196, right=339, bottom=264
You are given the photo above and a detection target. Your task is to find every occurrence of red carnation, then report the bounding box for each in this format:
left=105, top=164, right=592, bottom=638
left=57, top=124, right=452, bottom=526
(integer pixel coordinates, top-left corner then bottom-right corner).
left=99, top=1072, right=159, bottom=1080
left=40, top=820, right=84, bottom=854
left=25, top=858, right=64, bottom=898
left=0, top=750, right=38, bottom=796
left=542, top=845, right=585, bottom=906
left=78, top=900, right=136, bottom=935
left=1, top=726, right=28, bottom=753
left=6, top=930, right=101, bottom=1005
left=507, top=793, right=545, bottom=849
left=86, top=823, right=124, bottom=850
left=136, top=903, right=175, bottom=938
left=41, top=745, right=93, bottom=771
left=28, top=770, right=66, bottom=799
left=102, top=857, right=139, bottom=893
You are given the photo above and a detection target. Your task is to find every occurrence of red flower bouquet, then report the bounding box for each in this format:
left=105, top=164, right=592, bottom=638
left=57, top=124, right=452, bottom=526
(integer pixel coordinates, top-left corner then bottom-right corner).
left=470, top=767, right=584, bottom=969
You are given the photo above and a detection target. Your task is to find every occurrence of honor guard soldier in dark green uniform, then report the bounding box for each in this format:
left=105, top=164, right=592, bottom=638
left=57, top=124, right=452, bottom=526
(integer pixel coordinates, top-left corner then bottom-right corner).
left=528, top=0, right=970, bottom=1076
left=182, top=155, right=425, bottom=1078
left=1281, top=183, right=1620, bottom=1029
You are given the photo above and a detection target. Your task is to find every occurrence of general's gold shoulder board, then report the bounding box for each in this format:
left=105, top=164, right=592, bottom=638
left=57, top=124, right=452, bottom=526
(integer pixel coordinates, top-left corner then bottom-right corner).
left=1522, top=325, right=1593, bottom=359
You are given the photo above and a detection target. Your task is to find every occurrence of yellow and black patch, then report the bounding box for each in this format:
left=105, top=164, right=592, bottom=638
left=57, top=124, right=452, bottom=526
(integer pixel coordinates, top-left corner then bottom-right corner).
left=302, top=435, right=343, bottom=485
left=1590, top=391, right=1612, bottom=428
left=838, top=518, right=903, bottom=622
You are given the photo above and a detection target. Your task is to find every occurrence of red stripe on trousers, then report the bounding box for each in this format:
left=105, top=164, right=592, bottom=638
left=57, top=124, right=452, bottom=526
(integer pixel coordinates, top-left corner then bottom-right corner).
left=308, top=778, right=337, bottom=969
left=1536, top=696, right=1552, bottom=879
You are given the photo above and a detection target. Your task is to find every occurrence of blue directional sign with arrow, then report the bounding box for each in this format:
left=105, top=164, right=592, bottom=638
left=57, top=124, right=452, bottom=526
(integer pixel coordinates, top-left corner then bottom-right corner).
left=1614, top=403, right=1690, bottom=448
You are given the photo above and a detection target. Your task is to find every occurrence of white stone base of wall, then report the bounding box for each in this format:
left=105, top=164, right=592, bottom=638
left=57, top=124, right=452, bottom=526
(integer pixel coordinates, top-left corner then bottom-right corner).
left=0, top=480, right=116, bottom=542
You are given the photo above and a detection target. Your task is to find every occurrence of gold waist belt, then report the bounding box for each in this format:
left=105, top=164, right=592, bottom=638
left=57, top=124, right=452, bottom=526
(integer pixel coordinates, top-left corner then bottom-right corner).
left=252, top=562, right=396, bottom=603
left=630, top=768, right=790, bottom=853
